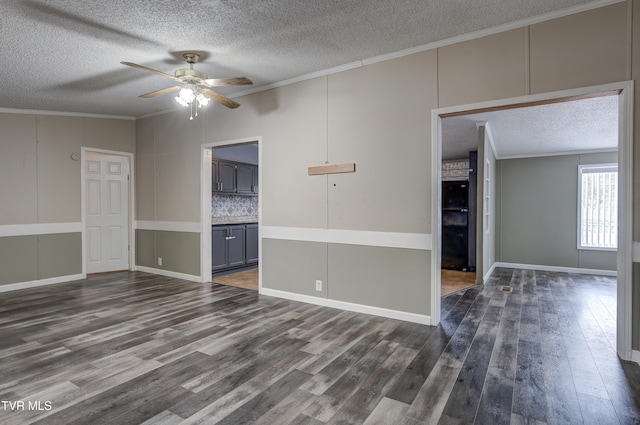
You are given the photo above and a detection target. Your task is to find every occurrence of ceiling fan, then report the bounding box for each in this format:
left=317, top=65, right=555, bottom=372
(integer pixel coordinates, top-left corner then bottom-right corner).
left=121, top=52, right=252, bottom=115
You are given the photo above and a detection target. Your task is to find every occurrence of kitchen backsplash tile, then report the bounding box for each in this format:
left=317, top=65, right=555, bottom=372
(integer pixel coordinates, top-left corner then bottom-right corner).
left=442, top=159, right=469, bottom=181
left=212, top=194, right=258, bottom=218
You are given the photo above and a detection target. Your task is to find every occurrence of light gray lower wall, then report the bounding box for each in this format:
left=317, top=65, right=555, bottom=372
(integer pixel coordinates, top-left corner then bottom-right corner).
left=0, top=235, right=38, bottom=285
left=38, top=233, right=82, bottom=279
left=498, top=152, right=617, bottom=271
left=328, top=244, right=430, bottom=316
left=0, top=233, right=81, bottom=285
left=262, top=238, right=328, bottom=297
left=135, top=229, right=156, bottom=269
left=135, top=230, right=200, bottom=276
left=262, top=238, right=430, bottom=316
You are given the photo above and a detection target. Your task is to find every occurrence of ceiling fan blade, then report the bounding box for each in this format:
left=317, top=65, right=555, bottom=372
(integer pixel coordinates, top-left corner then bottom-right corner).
left=120, top=61, right=180, bottom=82
left=139, top=86, right=180, bottom=98
left=203, top=77, right=253, bottom=87
left=202, top=88, right=240, bottom=109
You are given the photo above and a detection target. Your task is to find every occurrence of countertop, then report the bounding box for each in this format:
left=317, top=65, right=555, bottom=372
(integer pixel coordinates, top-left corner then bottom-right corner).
left=211, top=216, right=258, bottom=225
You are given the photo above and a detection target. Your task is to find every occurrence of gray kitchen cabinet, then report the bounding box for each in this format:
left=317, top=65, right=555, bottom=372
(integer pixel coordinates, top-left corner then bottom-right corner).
left=217, top=161, right=236, bottom=193
left=212, top=160, right=257, bottom=195
left=227, top=225, right=246, bottom=268
left=236, top=164, right=258, bottom=194
left=212, top=223, right=256, bottom=273
left=211, top=226, right=230, bottom=272
left=245, top=223, right=259, bottom=264
left=211, top=160, right=219, bottom=193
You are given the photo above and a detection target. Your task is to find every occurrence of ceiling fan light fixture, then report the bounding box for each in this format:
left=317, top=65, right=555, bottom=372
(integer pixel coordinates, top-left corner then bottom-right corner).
left=196, top=93, right=210, bottom=107
left=178, top=87, right=195, bottom=104
left=122, top=52, right=253, bottom=119
left=175, top=95, right=189, bottom=107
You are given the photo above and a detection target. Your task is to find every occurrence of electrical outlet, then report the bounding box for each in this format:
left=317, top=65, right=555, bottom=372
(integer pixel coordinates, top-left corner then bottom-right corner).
left=158, top=257, right=163, bottom=266
left=315, top=280, right=322, bottom=291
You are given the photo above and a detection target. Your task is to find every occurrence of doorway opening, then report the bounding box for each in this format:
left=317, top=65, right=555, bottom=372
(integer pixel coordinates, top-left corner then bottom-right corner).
left=439, top=155, right=478, bottom=296
left=81, top=148, right=134, bottom=276
left=200, top=137, right=262, bottom=291
left=431, top=82, right=633, bottom=361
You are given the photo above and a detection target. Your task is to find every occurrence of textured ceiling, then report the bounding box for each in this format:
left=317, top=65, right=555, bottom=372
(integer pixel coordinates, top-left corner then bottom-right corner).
left=0, top=0, right=616, bottom=118
left=441, top=95, right=619, bottom=160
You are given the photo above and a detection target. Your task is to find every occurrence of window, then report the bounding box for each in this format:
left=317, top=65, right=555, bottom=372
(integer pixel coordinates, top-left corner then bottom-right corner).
left=578, top=164, right=618, bottom=250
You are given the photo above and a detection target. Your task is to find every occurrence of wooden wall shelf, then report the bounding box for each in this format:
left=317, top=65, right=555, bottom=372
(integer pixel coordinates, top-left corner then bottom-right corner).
left=308, top=162, right=356, bottom=176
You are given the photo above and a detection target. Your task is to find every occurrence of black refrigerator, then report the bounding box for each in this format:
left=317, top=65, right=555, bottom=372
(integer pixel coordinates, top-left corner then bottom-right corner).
left=442, top=180, right=469, bottom=271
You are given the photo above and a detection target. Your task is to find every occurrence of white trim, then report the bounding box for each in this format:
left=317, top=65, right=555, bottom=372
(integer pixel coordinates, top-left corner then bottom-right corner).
left=81, top=148, right=136, bottom=277
left=430, top=112, right=443, bottom=326
left=0, top=274, right=84, bottom=293
left=0, top=107, right=134, bottom=120
left=200, top=136, right=263, bottom=284
left=135, top=220, right=201, bottom=233
left=227, top=0, right=623, bottom=101
left=616, top=81, right=634, bottom=361
left=134, top=266, right=201, bottom=283
left=498, top=147, right=618, bottom=161
left=0, top=222, right=81, bottom=237
left=494, top=262, right=617, bottom=277
left=432, top=80, right=633, bottom=361
left=632, top=350, right=640, bottom=365
left=482, top=122, right=498, bottom=159
left=261, top=226, right=327, bottom=243
left=200, top=147, right=213, bottom=282
left=261, top=226, right=432, bottom=250
left=260, top=287, right=431, bottom=325
left=634, top=242, right=640, bottom=263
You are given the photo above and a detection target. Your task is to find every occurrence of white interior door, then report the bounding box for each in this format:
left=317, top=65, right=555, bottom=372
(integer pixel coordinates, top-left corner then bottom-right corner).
left=85, top=154, right=130, bottom=274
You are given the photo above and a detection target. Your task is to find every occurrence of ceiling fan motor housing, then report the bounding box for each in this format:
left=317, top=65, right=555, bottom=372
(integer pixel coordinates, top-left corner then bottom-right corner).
left=175, top=68, right=208, bottom=82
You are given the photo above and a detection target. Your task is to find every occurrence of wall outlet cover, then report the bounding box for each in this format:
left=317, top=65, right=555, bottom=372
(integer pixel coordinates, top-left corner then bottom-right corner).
left=315, top=280, right=322, bottom=291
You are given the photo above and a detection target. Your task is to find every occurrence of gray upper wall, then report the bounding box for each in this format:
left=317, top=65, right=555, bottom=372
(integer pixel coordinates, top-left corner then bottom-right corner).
left=0, top=114, right=135, bottom=225
left=0, top=114, right=134, bottom=285
left=134, top=2, right=636, bottom=235
left=498, top=152, right=618, bottom=271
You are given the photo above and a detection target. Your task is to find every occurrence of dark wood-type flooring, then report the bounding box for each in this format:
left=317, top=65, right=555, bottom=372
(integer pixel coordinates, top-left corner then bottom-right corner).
left=0, top=268, right=638, bottom=424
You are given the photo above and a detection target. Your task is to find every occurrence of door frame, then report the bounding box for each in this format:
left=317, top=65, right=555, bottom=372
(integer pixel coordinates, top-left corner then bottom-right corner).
left=200, top=136, right=262, bottom=286
left=430, top=81, right=634, bottom=361
left=81, top=147, right=135, bottom=276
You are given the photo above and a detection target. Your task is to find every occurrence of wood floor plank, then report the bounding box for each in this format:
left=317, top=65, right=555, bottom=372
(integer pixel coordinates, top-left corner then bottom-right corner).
left=214, top=369, right=312, bottom=425
left=405, top=362, right=460, bottom=423
left=0, top=269, right=636, bottom=425
left=362, top=397, right=419, bottom=425
left=576, top=393, right=620, bottom=425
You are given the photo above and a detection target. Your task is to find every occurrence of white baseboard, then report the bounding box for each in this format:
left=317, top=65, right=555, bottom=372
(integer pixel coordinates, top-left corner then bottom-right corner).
left=494, top=262, right=617, bottom=277
left=134, top=266, right=202, bottom=283
left=483, top=263, right=497, bottom=283
left=0, top=273, right=85, bottom=293
left=632, top=350, right=640, bottom=365
left=260, top=287, right=431, bottom=325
